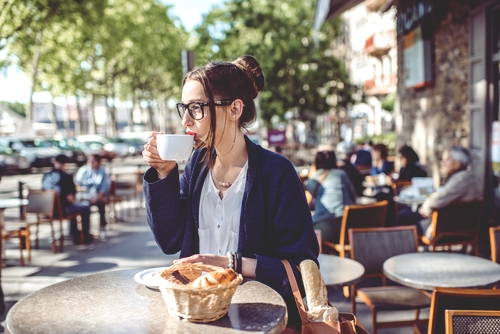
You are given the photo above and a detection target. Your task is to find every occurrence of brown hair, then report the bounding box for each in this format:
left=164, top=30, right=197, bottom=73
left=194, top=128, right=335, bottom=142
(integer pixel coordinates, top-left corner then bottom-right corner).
left=372, top=144, right=388, bottom=160
left=182, top=55, right=265, bottom=167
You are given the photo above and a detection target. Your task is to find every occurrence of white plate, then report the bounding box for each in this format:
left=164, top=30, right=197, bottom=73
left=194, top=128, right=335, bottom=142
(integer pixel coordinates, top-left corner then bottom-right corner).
left=134, top=267, right=169, bottom=289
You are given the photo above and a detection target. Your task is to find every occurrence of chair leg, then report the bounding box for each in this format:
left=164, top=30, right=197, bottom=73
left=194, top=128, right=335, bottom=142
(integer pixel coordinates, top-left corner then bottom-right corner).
left=26, top=227, right=31, bottom=262
left=58, top=218, right=64, bottom=252
left=343, top=285, right=350, bottom=298
left=18, top=233, right=24, bottom=267
left=35, top=222, right=40, bottom=249
left=372, top=308, right=377, bottom=334
left=49, top=223, right=57, bottom=254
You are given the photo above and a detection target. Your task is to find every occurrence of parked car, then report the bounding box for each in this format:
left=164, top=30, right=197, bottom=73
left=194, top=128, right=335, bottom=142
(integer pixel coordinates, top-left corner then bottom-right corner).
left=0, top=137, right=61, bottom=168
left=46, top=139, right=87, bottom=166
left=0, top=143, right=31, bottom=174
left=76, top=141, right=116, bottom=162
left=104, top=138, right=133, bottom=158
left=122, top=138, right=145, bottom=156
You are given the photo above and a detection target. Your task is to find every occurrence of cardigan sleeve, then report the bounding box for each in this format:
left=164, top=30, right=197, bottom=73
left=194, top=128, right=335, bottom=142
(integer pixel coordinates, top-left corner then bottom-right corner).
left=143, top=163, right=190, bottom=254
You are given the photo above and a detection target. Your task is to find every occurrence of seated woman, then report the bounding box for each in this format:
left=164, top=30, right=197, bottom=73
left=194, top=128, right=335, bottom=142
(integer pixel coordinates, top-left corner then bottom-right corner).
left=397, top=145, right=427, bottom=180
left=305, top=150, right=356, bottom=243
left=370, top=143, right=394, bottom=175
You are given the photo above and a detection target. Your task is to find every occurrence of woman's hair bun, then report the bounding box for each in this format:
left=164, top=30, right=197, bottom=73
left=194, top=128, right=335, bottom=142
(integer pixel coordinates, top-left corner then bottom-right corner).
left=232, top=55, right=265, bottom=98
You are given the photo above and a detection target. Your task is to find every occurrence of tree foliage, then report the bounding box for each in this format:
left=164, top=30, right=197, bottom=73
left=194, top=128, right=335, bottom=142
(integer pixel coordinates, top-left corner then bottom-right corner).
left=194, top=0, right=356, bottom=125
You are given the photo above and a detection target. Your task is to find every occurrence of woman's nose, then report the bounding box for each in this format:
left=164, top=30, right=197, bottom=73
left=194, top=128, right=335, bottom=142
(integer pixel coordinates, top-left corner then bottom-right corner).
left=181, top=112, right=194, bottom=127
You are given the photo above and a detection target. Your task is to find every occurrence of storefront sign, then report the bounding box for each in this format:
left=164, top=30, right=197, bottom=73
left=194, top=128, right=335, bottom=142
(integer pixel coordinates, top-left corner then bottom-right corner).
left=397, top=0, right=434, bottom=36
left=403, top=25, right=433, bottom=89
left=267, top=129, right=286, bottom=147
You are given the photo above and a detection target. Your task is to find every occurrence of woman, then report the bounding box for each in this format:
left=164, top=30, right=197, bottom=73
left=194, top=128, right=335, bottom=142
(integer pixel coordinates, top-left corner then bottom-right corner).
left=397, top=145, right=427, bottom=180
left=370, top=143, right=394, bottom=175
left=141, top=55, right=318, bottom=328
left=306, top=150, right=356, bottom=243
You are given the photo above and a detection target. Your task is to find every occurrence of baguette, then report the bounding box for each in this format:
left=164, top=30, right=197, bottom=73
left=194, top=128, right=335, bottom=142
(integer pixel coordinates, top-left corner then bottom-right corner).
left=300, top=260, right=328, bottom=310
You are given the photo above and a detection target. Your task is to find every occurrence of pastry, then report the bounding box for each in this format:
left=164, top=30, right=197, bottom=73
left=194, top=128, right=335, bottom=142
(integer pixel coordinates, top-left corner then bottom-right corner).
left=300, top=260, right=328, bottom=310
left=191, top=268, right=237, bottom=288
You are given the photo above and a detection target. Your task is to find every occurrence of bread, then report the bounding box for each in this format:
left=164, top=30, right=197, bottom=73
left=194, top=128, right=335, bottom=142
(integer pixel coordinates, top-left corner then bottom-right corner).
left=300, top=260, right=328, bottom=310
left=191, top=268, right=237, bottom=288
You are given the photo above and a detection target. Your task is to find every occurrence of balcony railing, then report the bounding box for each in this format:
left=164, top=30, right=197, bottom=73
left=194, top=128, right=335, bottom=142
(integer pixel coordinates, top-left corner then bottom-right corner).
left=363, top=75, right=397, bottom=95
left=364, top=30, right=396, bottom=58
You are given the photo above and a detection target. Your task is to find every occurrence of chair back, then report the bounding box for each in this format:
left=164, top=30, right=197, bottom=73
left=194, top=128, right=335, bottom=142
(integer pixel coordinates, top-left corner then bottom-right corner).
left=490, top=227, right=500, bottom=264
left=339, top=200, right=388, bottom=250
left=391, top=179, right=412, bottom=195
left=431, top=200, right=483, bottom=241
left=25, top=190, right=57, bottom=219
left=349, top=226, right=418, bottom=276
left=445, top=309, right=500, bottom=334
left=428, top=288, right=500, bottom=334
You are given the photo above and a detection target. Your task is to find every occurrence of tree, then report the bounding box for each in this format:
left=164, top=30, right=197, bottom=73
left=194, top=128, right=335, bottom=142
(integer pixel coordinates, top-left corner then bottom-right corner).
left=194, top=0, right=355, bottom=126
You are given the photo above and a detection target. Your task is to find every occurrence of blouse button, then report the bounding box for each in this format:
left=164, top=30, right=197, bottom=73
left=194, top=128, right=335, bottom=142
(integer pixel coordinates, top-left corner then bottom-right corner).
left=217, top=225, right=220, bottom=228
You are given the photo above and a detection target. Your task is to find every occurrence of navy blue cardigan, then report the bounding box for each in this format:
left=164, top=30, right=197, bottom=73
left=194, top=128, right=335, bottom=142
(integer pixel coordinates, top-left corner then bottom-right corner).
left=143, top=136, right=319, bottom=324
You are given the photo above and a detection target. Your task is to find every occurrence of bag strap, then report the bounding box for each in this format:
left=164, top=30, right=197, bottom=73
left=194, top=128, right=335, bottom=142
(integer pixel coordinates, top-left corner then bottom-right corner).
left=281, top=259, right=309, bottom=326
left=311, top=170, right=330, bottom=199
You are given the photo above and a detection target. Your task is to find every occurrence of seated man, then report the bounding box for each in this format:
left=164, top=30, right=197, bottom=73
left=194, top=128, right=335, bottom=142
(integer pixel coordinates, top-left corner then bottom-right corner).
left=397, top=146, right=482, bottom=238
left=42, top=154, right=92, bottom=245
left=75, top=154, right=111, bottom=238
left=336, top=141, right=365, bottom=197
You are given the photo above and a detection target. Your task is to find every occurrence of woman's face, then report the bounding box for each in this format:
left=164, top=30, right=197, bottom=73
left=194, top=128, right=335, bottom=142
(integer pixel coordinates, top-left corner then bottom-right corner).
left=180, top=79, right=232, bottom=149
left=400, top=155, right=408, bottom=167
left=372, top=149, right=381, bottom=161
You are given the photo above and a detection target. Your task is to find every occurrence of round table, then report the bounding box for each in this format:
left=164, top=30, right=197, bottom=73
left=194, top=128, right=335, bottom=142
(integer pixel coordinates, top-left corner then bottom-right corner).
left=6, top=269, right=287, bottom=334
left=383, top=253, right=500, bottom=291
left=318, top=254, right=365, bottom=288
left=393, top=196, right=425, bottom=211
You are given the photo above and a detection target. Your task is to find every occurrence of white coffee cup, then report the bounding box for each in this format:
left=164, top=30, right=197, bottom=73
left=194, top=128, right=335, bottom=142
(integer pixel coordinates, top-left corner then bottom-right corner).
left=156, top=134, right=194, bottom=162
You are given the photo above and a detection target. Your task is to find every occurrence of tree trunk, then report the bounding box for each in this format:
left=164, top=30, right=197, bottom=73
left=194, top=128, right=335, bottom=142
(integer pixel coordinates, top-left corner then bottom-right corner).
left=50, top=97, right=58, bottom=134
left=28, top=30, right=43, bottom=123
left=147, top=103, right=155, bottom=131
left=75, top=94, right=83, bottom=136
left=64, top=96, right=71, bottom=136
left=87, top=93, right=96, bottom=135
left=128, top=88, right=135, bottom=129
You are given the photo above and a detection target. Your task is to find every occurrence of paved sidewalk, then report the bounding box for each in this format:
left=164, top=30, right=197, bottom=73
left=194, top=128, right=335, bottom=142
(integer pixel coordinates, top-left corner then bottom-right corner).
left=0, top=201, right=421, bottom=333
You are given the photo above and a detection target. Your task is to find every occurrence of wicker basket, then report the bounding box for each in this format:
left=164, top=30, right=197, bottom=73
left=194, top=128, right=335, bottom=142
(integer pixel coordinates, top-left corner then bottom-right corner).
left=158, top=263, right=243, bottom=322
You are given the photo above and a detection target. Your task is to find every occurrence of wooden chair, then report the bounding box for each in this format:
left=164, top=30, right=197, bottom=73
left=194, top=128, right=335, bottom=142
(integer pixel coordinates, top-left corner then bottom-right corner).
left=425, top=288, right=500, bottom=334
left=421, top=200, right=483, bottom=256
left=490, top=227, right=500, bottom=264
left=53, top=192, right=81, bottom=249
left=322, top=200, right=388, bottom=257
left=108, top=177, right=133, bottom=224
left=445, top=309, right=500, bottom=334
left=2, top=224, right=30, bottom=266
left=349, top=226, right=430, bottom=333
left=4, top=190, right=60, bottom=265
left=390, top=179, right=412, bottom=196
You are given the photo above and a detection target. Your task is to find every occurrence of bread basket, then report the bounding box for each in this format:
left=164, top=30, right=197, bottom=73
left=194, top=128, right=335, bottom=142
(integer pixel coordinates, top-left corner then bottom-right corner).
left=158, top=263, right=243, bottom=322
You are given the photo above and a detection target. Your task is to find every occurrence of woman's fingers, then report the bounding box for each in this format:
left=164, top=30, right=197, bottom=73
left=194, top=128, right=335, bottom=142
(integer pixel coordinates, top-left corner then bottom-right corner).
left=173, top=254, right=228, bottom=268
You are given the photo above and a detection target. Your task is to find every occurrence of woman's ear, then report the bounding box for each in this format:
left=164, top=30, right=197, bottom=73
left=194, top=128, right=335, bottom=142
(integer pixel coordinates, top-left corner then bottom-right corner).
left=229, top=99, right=244, bottom=120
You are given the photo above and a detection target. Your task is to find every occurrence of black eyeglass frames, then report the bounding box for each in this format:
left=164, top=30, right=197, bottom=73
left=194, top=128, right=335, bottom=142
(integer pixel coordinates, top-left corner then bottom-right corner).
left=176, top=100, right=233, bottom=120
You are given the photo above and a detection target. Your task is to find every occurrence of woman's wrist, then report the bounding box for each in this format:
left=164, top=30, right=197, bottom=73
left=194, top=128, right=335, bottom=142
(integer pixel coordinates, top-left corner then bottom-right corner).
left=241, top=257, right=256, bottom=278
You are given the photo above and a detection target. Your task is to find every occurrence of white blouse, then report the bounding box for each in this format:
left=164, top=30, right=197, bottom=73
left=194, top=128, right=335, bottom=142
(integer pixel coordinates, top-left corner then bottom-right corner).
left=198, top=161, right=248, bottom=256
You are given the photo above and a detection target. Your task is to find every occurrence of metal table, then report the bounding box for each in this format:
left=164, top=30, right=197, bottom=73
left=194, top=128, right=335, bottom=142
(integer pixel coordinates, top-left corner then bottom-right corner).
left=318, top=254, right=365, bottom=288
left=383, top=252, right=500, bottom=290
left=6, top=269, right=287, bottom=334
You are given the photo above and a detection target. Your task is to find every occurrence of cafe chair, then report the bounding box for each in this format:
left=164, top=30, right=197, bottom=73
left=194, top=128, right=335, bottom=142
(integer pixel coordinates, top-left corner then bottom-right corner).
left=2, top=223, right=30, bottom=266
left=322, top=200, right=388, bottom=258
left=108, top=177, right=133, bottom=224
left=390, top=179, right=412, bottom=196
left=349, top=226, right=430, bottom=334
left=5, top=190, right=60, bottom=265
left=490, top=227, right=500, bottom=264
left=421, top=200, right=483, bottom=256
left=445, top=309, right=500, bottom=334
left=53, top=192, right=82, bottom=249
left=423, top=288, right=500, bottom=334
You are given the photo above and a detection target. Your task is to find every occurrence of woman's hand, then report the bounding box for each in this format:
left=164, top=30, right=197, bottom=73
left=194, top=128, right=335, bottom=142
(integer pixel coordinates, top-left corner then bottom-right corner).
left=142, top=132, right=176, bottom=179
left=173, top=254, right=228, bottom=268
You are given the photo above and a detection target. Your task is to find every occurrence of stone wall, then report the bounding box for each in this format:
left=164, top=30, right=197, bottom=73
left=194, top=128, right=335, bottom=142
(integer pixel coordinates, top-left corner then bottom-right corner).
left=395, top=0, right=470, bottom=185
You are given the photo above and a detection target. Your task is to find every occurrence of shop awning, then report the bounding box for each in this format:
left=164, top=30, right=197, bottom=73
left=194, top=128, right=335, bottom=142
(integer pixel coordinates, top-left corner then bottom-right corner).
left=313, top=0, right=364, bottom=31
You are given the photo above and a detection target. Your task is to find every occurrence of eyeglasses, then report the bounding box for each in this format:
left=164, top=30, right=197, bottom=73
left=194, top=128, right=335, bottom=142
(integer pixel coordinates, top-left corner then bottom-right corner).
left=176, top=100, right=233, bottom=120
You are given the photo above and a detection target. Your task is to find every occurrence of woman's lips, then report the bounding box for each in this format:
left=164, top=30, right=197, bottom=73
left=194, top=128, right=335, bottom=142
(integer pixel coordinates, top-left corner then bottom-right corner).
left=186, top=130, right=197, bottom=138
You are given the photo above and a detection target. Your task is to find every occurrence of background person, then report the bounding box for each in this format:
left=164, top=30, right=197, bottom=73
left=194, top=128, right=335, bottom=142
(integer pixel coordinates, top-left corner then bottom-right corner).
left=370, top=143, right=394, bottom=175
left=305, top=150, right=356, bottom=244
left=42, top=154, right=92, bottom=244
left=75, top=154, right=111, bottom=238
left=397, top=145, right=427, bottom=180
left=336, top=141, right=364, bottom=197
left=397, top=146, right=481, bottom=238
left=141, top=55, right=318, bottom=330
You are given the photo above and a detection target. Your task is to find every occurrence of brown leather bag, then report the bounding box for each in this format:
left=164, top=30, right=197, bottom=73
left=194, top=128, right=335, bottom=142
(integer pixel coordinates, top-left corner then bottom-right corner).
left=282, top=259, right=368, bottom=334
